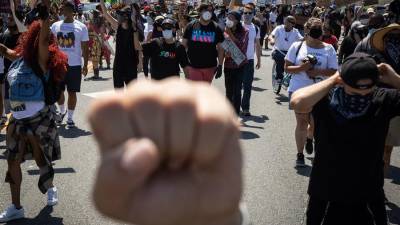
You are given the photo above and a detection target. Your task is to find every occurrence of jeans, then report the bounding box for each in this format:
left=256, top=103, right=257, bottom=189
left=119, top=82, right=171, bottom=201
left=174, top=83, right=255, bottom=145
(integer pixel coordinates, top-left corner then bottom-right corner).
left=224, top=67, right=244, bottom=115
left=241, top=60, right=254, bottom=111
left=306, top=195, right=388, bottom=225
left=271, top=50, right=287, bottom=80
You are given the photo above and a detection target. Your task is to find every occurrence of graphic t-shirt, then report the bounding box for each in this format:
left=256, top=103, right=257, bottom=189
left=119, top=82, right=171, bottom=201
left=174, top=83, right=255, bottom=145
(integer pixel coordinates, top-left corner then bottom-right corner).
left=143, top=38, right=189, bottom=80
left=51, top=20, right=89, bottom=66
left=183, top=20, right=224, bottom=68
left=285, top=41, right=338, bottom=93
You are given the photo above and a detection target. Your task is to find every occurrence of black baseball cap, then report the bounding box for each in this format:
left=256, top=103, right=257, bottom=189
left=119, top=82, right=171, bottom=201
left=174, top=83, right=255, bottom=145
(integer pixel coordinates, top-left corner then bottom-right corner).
left=340, top=53, right=379, bottom=89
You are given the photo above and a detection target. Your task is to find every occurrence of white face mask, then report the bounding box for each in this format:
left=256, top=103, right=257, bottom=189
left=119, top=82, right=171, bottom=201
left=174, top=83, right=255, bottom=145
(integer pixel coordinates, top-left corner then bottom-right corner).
left=226, top=18, right=234, bottom=28
left=162, top=29, right=173, bottom=39
left=202, top=11, right=212, bottom=21
left=60, top=15, right=65, bottom=21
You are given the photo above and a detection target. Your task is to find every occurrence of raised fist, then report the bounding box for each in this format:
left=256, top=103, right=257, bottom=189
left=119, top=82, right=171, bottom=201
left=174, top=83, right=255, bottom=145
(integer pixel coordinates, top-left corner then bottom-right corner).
left=88, top=78, right=243, bottom=225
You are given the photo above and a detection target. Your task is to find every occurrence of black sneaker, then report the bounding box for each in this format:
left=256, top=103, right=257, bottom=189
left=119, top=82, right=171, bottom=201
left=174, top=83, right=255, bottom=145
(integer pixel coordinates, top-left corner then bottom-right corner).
left=241, top=110, right=251, bottom=117
left=305, top=138, right=314, bottom=155
left=296, top=153, right=306, bottom=167
left=66, top=120, right=75, bottom=128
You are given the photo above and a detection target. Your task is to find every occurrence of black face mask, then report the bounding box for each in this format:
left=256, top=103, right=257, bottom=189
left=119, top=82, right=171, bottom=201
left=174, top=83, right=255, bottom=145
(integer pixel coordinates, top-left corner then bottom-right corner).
left=309, top=27, right=323, bottom=39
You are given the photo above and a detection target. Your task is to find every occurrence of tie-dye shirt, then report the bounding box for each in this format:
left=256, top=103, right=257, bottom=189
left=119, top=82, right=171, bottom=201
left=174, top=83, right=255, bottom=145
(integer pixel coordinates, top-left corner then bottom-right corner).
left=184, top=20, right=224, bottom=68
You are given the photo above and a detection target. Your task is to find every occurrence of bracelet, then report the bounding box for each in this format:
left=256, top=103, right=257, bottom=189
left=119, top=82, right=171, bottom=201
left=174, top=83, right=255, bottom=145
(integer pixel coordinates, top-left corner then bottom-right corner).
left=240, top=203, right=251, bottom=225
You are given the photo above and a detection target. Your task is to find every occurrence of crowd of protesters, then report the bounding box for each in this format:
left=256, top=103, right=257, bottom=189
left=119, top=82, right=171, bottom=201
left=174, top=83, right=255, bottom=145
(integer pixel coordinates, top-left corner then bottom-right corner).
left=0, top=0, right=400, bottom=224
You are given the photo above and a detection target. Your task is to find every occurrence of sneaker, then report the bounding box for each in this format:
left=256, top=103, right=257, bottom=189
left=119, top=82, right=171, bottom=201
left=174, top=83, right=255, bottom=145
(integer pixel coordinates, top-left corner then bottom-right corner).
left=305, top=138, right=314, bottom=155
left=242, top=110, right=251, bottom=117
left=47, top=187, right=58, bottom=206
left=66, top=119, right=75, bottom=128
left=296, top=153, right=306, bottom=167
left=56, top=112, right=66, bottom=125
left=0, top=204, right=25, bottom=222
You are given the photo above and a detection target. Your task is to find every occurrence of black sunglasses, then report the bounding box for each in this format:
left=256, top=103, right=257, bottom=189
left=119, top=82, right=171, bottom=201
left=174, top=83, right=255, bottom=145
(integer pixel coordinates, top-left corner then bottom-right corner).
left=243, top=12, right=253, bottom=15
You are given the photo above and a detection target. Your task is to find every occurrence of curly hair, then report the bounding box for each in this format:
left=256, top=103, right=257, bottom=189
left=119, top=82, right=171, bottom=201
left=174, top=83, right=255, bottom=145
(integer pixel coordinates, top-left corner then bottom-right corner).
left=15, top=20, right=67, bottom=83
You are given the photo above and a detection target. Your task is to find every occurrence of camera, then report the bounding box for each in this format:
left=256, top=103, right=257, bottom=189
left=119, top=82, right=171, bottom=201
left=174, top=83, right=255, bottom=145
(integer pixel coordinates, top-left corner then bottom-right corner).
left=303, top=54, right=318, bottom=66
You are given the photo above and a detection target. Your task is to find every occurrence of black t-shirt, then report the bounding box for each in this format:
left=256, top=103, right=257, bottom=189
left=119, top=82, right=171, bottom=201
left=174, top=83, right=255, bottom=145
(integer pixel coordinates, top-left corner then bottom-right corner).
left=338, top=36, right=357, bottom=64
left=0, top=31, right=20, bottom=74
left=183, top=20, right=224, bottom=68
left=142, top=38, right=189, bottom=80
left=309, top=88, right=400, bottom=202
left=114, top=24, right=138, bottom=74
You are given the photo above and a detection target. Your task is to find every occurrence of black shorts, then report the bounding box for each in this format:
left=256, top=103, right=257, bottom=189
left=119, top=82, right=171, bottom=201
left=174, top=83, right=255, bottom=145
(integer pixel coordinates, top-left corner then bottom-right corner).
left=61, top=66, right=82, bottom=92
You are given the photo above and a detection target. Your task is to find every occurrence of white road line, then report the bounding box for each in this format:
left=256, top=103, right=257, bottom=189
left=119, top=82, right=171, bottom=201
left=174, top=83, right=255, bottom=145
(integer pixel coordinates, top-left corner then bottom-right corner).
left=82, top=90, right=115, bottom=98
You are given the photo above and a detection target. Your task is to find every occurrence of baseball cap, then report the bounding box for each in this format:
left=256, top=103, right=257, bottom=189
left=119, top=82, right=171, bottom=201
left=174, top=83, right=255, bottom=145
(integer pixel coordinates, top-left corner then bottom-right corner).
left=367, top=7, right=375, bottom=14
left=340, top=53, right=379, bottom=89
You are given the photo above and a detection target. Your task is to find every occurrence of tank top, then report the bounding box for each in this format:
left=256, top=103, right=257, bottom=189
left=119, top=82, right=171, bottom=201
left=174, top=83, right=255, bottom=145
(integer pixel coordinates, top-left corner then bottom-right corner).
left=113, top=24, right=138, bottom=74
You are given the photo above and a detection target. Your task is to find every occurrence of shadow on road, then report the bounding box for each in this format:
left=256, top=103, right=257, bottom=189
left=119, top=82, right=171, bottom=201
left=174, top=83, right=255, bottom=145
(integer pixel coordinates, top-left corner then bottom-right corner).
left=241, top=115, right=269, bottom=124
left=275, top=95, right=289, bottom=105
left=240, top=131, right=260, bottom=140
left=57, top=125, right=92, bottom=139
left=253, top=77, right=262, bottom=81
left=27, top=167, right=76, bottom=176
left=386, top=202, right=400, bottom=225
left=387, top=165, right=400, bottom=185
left=83, top=77, right=111, bottom=82
left=295, top=165, right=312, bottom=177
left=5, top=206, right=63, bottom=225
left=251, top=86, right=268, bottom=92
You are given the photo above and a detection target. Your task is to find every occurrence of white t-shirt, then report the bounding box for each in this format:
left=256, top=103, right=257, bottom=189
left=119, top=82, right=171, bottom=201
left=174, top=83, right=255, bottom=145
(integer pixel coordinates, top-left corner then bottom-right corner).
left=51, top=20, right=89, bottom=66
left=271, top=25, right=303, bottom=52
left=243, top=23, right=260, bottom=60
left=285, top=41, right=339, bottom=93
left=10, top=101, right=45, bottom=119
left=269, top=12, right=278, bottom=23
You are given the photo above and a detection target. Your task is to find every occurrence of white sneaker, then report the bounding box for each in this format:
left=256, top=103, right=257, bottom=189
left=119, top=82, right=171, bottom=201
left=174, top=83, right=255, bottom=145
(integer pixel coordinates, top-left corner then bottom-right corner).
left=0, top=204, right=25, bottom=222
left=47, top=187, right=58, bottom=206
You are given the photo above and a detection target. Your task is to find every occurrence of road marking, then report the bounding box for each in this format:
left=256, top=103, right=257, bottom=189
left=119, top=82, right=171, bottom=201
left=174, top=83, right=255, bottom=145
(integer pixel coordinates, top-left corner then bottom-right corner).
left=82, top=90, right=115, bottom=99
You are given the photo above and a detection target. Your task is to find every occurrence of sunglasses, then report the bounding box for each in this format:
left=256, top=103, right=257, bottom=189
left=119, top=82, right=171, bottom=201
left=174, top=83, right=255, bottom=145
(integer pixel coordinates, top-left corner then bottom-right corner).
left=243, top=12, right=253, bottom=15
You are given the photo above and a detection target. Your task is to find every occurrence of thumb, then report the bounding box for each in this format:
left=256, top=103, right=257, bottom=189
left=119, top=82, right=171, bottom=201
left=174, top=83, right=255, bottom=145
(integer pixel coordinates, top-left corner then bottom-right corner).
left=93, top=138, right=160, bottom=220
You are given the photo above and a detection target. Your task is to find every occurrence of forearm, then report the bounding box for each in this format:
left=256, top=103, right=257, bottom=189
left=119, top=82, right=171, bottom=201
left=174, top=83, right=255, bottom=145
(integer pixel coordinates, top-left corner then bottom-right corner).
left=285, top=65, right=306, bottom=74
left=38, top=18, right=50, bottom=71
left=217, top=45, right=224, bottom=66
left=0, top=46, right=18, bottom=61
left=290, top=74, right=339, bottom=113
left=82, top=44, right=89, bottom=67
left=318, top=68, right=337, bottom=77
left=256, top=41, right=261, bottom=62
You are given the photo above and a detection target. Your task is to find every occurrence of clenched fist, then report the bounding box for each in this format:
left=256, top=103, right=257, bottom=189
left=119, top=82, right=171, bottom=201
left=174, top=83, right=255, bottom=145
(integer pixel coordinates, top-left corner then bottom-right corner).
left=88, top=78, right=243, bottom=225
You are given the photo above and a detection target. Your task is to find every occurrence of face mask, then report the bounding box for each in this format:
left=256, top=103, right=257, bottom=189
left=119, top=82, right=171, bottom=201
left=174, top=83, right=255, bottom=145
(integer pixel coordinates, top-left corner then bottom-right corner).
left=59, top=15, right=65, bottom=20
left=162, top=29, right=173, bottom=39
left=202, top=11, right=212, bottom=21
left=243, top=14, right=253, bottom=23
left=309, top=27, right=323, bottom=39
left=329, top=87, right=372, bottom=119
left=226, top=19, right=234, bottom=28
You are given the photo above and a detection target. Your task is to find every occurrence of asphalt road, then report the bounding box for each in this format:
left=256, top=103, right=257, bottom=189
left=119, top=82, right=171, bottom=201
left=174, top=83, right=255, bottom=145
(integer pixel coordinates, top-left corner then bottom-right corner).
left=1, top=50, right=399, bottom=225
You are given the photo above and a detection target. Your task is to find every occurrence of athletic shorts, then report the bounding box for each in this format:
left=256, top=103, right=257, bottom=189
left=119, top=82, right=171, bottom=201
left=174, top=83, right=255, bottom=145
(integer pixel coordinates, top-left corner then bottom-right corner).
left=386, top=116, right=400, bottom=147
left=61, top=66, right=82, bottom=92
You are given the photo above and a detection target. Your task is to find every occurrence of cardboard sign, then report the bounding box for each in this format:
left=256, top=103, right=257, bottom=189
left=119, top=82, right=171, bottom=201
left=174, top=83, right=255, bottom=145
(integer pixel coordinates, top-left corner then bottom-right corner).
left=221, top=39, right=246, bottom=66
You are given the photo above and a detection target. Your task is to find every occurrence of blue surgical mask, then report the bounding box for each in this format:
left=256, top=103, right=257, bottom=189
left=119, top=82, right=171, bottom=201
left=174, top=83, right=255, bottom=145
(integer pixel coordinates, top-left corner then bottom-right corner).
left=162, top=29, right=173, bottom=39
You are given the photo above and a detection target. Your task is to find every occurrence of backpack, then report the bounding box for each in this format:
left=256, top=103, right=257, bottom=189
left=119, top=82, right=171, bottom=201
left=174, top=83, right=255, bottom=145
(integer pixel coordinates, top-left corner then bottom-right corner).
left=30, top=62, right=62, bottom=106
